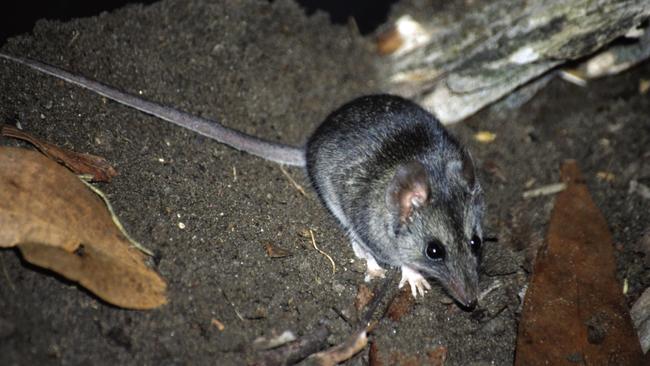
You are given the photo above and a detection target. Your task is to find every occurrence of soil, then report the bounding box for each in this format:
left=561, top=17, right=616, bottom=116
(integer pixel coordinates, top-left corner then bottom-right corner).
left=0, top=0, right=648, bottom=365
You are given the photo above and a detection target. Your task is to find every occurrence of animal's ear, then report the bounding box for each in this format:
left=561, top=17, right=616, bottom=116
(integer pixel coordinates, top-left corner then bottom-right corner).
left=386, top=161, right=430, bottom=234
left=461, top=148, right=476, bottom=188
left=448, top=148, right=477, bottom=189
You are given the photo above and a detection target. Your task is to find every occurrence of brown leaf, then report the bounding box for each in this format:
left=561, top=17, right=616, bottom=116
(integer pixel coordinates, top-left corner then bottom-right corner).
left=355, top=284, right=374, bottom=312
left=515, top=160, right=643, bottom=365
left=0, top=147, right=166, bottom=309
left=371, top=341, right=448, bottom=366
left=263, top=242, right=292, bottom=258
left=2, top=124, right=118, bottom=182
left=426, top=346, right=448, bottom=366
left=376, top=27, right=403, bottom=55
left=369, top=341, right=384, bottom=366
left=385, top=286, right=414, bottom=322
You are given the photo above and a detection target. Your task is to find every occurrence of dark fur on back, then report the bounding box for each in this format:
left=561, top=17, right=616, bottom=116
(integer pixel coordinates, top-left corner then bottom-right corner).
left=306, top=95, right=484, bottom=305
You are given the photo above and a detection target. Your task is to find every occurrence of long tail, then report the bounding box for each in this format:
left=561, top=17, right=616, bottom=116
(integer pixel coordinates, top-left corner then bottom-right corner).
left=0, top=53, right=306, bottom=167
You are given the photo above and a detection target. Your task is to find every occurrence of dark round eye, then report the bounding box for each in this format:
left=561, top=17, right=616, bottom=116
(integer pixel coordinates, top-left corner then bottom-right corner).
left=425, top=240, right=446, bottom=261
left=469, top=234, right=482, bottom=255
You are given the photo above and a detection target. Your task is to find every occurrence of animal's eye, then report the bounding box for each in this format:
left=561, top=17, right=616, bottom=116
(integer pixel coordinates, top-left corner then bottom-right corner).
left=425, top=240, right=446, bottom=261
left=469, top=234, right=482, bottom=255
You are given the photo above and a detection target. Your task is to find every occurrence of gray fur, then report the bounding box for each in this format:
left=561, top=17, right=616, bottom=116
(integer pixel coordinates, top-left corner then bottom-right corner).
left=306, top=95, right=484, bottom=306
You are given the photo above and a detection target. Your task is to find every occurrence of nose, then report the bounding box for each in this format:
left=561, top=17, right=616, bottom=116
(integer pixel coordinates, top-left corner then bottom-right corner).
left=448, top=277, right=479, bottom=311
left=462, top=298, right=478, bottom=311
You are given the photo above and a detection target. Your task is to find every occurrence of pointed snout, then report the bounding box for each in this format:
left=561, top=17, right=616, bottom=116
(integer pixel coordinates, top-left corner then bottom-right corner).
left=447, top=276, right=479, bottom=311
left=459, top=298, right=478, bottom=311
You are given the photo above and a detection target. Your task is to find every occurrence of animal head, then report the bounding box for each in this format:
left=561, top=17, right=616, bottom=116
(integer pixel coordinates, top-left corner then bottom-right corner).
left=385, top=150, right=484, bottom=309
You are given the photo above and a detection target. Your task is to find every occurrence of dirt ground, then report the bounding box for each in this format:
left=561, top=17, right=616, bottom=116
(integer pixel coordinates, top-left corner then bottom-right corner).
left=0, top=0, right=648, bottom=365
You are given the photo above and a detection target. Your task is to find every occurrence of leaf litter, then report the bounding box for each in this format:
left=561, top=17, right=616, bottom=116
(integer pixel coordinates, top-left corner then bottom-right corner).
left=0, top=147, right=166, bottom=309
left=515, top=160, right=643, bottom=365
left=2, top=124, right=118, bottom=182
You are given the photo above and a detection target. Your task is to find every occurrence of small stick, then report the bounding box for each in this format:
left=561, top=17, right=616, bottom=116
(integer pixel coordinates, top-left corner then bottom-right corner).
left=522, top=182, right=567, bottom=199
left=331, top=307, right=353, bottom=327
left=359, top=274, right=394, bottom=327
left=256, top=325, right=330, bottom=366
left=307, top=329, right=368, bottom=366
left=220, top=287, right=245, bottom=321
left=279, top=165, right=307, bottom=196
left=310, top=229, right=336, bottom=274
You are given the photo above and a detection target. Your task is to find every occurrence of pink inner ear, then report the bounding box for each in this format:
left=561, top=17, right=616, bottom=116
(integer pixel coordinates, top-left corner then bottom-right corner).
left=399, top=181, right=428, bottom=223
left=387, top=161, right=431, bottom=228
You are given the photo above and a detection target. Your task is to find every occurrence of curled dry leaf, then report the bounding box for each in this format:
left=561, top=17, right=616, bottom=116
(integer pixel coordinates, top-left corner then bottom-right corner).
left=263, top=242, right=292, bottom=258
left=0, top=147, right=166, bottom=309
left=2, top=125, right=118, bottom=182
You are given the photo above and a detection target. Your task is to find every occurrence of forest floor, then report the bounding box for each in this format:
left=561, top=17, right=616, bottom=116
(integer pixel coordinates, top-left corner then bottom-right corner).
left=0, top=0, right=648, bottom=365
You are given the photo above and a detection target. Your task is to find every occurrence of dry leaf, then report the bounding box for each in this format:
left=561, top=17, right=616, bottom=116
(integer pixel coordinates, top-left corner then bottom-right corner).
left=376, top=28, right=403, bottom=55
left=0, top=147, right=166, bottom=309
left=369, top=341, right=384, bottom=366
left=355, top=284, right=374, bottom=312
left=371, top=341, right=447, bottom=366
left=427, top=346, right=448, bottom=366
left=515, top=160, right=643, bottom=365
left=2, top=124, right=118, bottom=182
left=263, top=242, right=292, bottom=258
left=385, top=286, right=415, bottom=322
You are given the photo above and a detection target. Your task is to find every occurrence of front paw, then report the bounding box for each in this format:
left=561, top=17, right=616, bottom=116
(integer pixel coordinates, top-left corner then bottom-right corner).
left=364, top=262, right=387, bottom=282
left=398, top=265, right=431, bottom=298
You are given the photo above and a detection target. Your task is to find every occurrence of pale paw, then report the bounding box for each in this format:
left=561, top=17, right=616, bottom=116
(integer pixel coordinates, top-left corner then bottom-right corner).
left=364, top=258, right=387, bottom=282
left=351, top=241, right=386, bottom=282
left=398, top=266, right=431, bottom=298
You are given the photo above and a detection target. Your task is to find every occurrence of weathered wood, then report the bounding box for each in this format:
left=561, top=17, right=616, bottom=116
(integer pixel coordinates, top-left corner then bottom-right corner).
left=383, top=0, right=650, bottom=123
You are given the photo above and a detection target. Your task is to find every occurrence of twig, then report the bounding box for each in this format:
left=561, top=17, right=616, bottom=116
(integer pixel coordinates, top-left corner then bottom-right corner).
left=359, top=274, right=394, bottom=327
left=309, top=229, right=335, bottom=274
left=80, top=179, right=154, bottom=256
left=331, top=307, right=353, bottom=327
left=478, top=280, right=502, bottom=302
left=220, top=287, right=245, bottom=321
left=255, top=325, right=330, bottom=366
left=306, top=329, right=368, bottom=366
left=522, top=182, right=567, bottom=199
left=279, top=165, right=307, bottom=196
